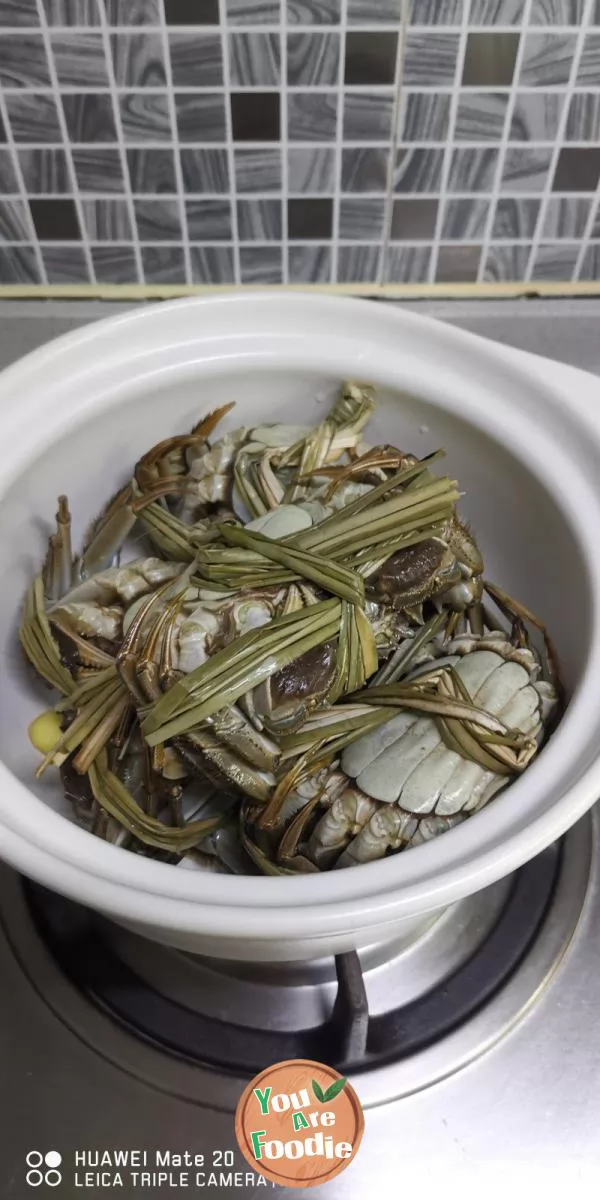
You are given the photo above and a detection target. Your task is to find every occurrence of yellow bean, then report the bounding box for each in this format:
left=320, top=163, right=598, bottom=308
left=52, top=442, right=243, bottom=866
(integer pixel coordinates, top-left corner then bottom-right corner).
left=28, top=710, right=63, bottom=756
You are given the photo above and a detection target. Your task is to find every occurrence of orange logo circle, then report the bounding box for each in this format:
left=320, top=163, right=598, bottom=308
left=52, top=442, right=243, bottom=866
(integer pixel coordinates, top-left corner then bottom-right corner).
left=234, top=1059, right=364, bottom=1189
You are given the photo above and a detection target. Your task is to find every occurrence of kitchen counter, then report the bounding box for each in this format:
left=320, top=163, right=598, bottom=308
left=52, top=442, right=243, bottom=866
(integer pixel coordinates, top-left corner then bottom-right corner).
left=0, top=297, right=599, bottom=376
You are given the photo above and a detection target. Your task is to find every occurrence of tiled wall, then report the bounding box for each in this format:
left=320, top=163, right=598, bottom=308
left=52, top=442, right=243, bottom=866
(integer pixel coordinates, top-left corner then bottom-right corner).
left=1, top=0, right=600, bottom=288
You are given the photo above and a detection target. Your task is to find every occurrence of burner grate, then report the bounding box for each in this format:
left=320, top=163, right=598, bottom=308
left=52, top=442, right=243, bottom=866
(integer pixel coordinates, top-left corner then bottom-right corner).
left=26, top=841, right=561, bottom=1076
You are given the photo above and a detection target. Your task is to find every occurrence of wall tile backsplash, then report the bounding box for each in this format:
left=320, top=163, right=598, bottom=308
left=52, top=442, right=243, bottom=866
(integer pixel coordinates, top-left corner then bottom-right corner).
left=1, top=0, right=600, bottom=287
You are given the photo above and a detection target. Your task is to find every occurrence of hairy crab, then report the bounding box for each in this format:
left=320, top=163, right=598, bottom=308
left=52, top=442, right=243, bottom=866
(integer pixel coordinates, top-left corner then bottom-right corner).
left=21, top=382, right=562, bottom=875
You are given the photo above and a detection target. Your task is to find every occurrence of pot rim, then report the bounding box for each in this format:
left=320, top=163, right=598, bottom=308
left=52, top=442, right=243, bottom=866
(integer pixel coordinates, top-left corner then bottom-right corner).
left=0, top=292, right=599, bottom=941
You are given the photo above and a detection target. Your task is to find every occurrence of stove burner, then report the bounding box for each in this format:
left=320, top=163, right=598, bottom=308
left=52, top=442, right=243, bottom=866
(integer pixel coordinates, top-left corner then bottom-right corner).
left=26, top=841, right=562, bottom=1075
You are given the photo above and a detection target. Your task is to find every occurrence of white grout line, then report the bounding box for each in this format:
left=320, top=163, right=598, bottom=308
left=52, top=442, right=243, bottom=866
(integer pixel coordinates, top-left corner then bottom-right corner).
left=2, top=237, right=586, bottom=247
left=281, top=0, right=289, bottom=283
left=158, top=0, right=192, bottom=285
left=2, top=22, right=594, bottom=32
left=427, top=0, right=472, bottom=283
left=330, top=0, right=347, bottom=285
left=97, top=0, right=143, bottom=285
left=218, top=0, right=240, bottom=285
left=379, top=0, right=408, bottom=287
left=524, top=0, right=593, bottom=282
left=34, top=0, right=96, bottom=285
left=8, top=83, right=600, bottom=95
left=0, top=91, right=47, bottom=284
left=476, top=0, right=533, bottom=283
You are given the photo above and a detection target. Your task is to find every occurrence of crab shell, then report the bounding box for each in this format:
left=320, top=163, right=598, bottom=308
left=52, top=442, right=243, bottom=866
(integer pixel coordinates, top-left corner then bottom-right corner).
left=305, top=637, right=557, bottom=869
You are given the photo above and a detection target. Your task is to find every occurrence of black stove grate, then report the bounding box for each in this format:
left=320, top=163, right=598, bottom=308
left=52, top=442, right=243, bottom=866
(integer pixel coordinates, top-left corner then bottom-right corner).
left=26, top=840, right=561, bottom=1076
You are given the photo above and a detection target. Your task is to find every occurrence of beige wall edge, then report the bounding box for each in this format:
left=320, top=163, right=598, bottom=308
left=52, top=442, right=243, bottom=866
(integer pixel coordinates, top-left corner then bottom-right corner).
left=0, top=281, right=599, bottom=300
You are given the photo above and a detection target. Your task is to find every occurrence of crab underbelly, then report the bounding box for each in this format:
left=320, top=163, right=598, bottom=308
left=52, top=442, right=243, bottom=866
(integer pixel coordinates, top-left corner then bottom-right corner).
left=340, top=651, right=543, bottom=820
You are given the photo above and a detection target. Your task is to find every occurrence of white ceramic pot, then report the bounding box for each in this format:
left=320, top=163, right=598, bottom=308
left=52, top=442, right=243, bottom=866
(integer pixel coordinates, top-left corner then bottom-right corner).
left=0, top=293, right=599, bottom=963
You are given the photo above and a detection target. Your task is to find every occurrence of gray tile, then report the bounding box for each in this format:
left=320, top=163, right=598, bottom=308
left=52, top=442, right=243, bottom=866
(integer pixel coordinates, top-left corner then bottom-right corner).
left=0, top=34, right=49, bottom=88
left=226, top=0, right=281, bottom=22
left=592, top=209, right=600, bottom=237
left=288, top=147, right=336, bottom=191
left=470, top=1, right=525, bottom=21
left=237, top=198, right=282, bottom=240
left=231, top=92, right=280, bottom=140
left=51, top=32, right=109, bottom=87
left=82, top=198, right=133, bottom=241
left=30, top=197, right=80, bottom=239
left=134, top=198, right=181, bottom=241
left=165, top=0, right=219, bottom=21
left=0, top=113, right=6, bottom=143
left=230, top=33, right=280, bottom=86
left=441, top=198, right=489, bottom=239
left=111, top=33, right=165, bottom=89
left=0, top=246, right=39, bottom=282
left=455, top=92, right=509, bottom=141
left=393, top=147, right=443, bottom=193
left=175, top=94, right=227, bottom=142
left=63, top=94, right=117, bottom=143
left=287, top=0, right=341, bottom=22
left=398, top=92, right=451, bottom=142
left=436, top=244, right=482, bottom=282
left=577, top=34, right=600, bottom=84
left=339, top=197, right=385, bottom=239
left=92, top=244, right=138, bottom=283
left=594, top=1, right=600, bottom=23
left=530, top=0, right=586, bottom=19
left=288, top=196, right=332, bottom=237
left=288, top=33, right=339, bottom=87
left=341, top=147, right=388, bottom=193
left=531, top=243, right=579, bottom=281
left=72, top=147, right=124, bottom=193
left=186, top=199, right=233, bottom=240
left=509, top=91, right=565, bottom=141
left=384, top=245, right=431, bottom=282
left=448, top=147, right=499, bottom=193
left=542, top=196, right=591, bottom=238
left=553, top=147, right=600, bottom=192
left=190, top=245, right=235, bottom=284
left=492, top=197, right=540, bottom=238
left=6, top=93, right=61, bottom=143
left=391, top=198, right=438, bottom=240
left=289, top=93, right=337, bottom=141
left=127, top=148, right=177, bottom=194
left=343, top=92, right=394, bottom=141
left=288, top=244, right=331, bottom=282
left=142, top=245, right=186, bottom=284
left=484, top=243, right=530, bottom=280
left=347, top=0, right=402, bottom=19
left=0, top=149, right=18, bottom=194
left=120, top=92, right=172, bottom=142
left=239, top=245, right=282, bottom=283
left=566, top=93, right=600, bottom=142
left=105, top=0, right=161, bottom=21
left=337, top=245, right=380, bottom=283
left=0, top=0, right=38, bottom=25
left=579, top=245, right=600, bottom=281
left=42, top=244, right=89, bottom=283
left=181, top=148, right=229, bottom=193
left=0, top=199, right=30, bottom=241
left=345, top=32, right=398, bottom=86
left=462, top=32, right=520, bottom=87
left=500, top=147, right=553, bottom=192
left=235, top=148, right=281, bottom=193
left=18, top=148, right=70, bottom=194
left=404, top=33, right=459, bottom=86
left=408, top=0, right=462, bottom=21
left=519, top=33, right=576, bottom=86
left=169, top=33, right=223, bottom=88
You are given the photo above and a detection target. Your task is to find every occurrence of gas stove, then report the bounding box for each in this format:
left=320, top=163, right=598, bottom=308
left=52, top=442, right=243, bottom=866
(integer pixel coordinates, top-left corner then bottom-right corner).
left=0, top=810, right=597, bottom=1199
left=2, top=300, right=600, bottom=1200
